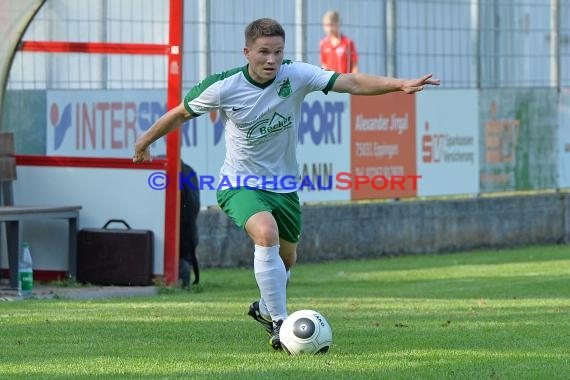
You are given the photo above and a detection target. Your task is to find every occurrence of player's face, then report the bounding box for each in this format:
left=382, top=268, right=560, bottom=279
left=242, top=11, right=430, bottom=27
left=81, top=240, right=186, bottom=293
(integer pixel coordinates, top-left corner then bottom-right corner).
left=322, top=18, right=340, bottom=37
left=244, top=36, right=284, bottom=83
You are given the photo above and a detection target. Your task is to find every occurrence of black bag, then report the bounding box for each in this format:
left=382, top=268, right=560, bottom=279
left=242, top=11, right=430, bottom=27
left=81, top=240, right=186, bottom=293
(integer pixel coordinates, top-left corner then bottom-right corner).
left=179, top=160, right=200, bottom=286
left=77, top=219, right=154, bottom=286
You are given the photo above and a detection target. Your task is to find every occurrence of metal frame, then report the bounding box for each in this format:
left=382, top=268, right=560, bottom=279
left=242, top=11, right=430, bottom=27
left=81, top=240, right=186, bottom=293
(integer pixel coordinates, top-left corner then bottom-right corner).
left=9, top=0, right=185, bottom=285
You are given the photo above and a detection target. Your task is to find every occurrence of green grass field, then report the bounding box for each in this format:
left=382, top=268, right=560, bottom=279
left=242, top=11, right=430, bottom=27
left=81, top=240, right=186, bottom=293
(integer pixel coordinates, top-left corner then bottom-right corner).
left=1, top=245, right=569, bottom=379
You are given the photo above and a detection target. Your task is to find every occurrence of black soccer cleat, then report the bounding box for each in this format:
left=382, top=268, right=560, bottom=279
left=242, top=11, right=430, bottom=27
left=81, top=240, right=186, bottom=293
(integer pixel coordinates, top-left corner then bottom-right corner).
left=248, top=301, right=273, bottom=335
left=269, top=319, right=283, bottom=351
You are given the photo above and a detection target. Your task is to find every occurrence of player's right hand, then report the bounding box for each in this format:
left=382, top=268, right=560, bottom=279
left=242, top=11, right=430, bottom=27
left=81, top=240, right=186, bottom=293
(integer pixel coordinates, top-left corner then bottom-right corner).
left=133, top=143, right=152, bottom=163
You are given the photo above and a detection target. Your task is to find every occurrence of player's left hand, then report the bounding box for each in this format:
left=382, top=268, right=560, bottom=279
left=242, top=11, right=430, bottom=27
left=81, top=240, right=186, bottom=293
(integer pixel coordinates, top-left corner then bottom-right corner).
left=401, top=73, right=440, bottom=94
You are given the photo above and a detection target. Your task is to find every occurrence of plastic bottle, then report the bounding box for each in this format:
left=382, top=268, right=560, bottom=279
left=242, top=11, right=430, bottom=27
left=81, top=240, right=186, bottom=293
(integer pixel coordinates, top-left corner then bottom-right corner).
left=19, top=242, right=33, bottom=297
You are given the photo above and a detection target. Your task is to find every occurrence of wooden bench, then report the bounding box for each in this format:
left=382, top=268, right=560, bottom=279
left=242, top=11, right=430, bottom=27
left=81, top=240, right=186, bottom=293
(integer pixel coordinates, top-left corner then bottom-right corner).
left=0, top=132, right=82, bottom=289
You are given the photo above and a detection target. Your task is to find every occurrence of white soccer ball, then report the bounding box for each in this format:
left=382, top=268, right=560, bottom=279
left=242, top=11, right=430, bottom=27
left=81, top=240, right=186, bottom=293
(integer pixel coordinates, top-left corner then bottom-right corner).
left=280, top=309, right=333, bottom=355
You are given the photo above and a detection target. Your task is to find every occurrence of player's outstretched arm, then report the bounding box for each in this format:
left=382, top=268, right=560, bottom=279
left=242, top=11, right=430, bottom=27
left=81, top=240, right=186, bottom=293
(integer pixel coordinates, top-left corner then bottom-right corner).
left=133, top=102, right=194, bottom=163
left=332, top=73, right=440, bottom=95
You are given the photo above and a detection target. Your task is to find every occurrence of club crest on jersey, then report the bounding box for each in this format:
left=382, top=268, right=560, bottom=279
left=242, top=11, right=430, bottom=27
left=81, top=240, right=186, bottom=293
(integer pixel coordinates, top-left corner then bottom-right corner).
left=278, top=78, right=292, bottom=98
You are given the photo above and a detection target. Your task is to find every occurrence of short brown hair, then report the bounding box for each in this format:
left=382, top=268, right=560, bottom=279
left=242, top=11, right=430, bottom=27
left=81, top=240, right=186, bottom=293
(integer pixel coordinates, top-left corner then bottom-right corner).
left=244, top=18, right=285, bottom=47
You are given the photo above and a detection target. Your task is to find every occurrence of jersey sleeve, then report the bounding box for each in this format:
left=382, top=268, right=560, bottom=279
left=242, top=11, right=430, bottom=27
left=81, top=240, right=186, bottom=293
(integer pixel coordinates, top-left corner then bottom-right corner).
left=294, top=61, right=340, bottom=95
left=350, top=39, right=359, bottom=64
left=183, top=75, right=221, bottom=116
left=319, top=39, right=327, bottom=69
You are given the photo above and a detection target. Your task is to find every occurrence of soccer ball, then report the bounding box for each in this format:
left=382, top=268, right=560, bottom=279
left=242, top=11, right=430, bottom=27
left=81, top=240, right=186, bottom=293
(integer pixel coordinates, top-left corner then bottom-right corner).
left=280, top=309, right=333, bottom=355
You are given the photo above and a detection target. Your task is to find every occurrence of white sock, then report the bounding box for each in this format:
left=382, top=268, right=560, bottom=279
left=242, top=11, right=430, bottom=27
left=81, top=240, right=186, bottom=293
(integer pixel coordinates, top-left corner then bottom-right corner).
left=254, top=245, right=288, bottom=322
left=259, top=269, right=291, bottom=318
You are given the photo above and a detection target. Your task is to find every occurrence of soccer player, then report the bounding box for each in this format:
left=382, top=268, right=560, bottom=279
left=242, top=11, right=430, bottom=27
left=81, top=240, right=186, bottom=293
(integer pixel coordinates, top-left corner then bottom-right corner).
left=133, top=18, right=439, bottom=351
left=320, top=10, right=359, bottom=73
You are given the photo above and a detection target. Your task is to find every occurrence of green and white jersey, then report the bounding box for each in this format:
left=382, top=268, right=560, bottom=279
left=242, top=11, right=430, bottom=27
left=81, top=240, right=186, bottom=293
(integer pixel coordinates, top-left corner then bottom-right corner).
left=184, top=60, right=339, bottom=192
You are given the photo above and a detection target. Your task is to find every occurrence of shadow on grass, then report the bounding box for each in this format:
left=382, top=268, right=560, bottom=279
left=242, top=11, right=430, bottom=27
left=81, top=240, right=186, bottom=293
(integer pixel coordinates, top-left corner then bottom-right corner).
left=290, top=273, right=570, bottom=300
left=295, top=244, right=570, bottom=273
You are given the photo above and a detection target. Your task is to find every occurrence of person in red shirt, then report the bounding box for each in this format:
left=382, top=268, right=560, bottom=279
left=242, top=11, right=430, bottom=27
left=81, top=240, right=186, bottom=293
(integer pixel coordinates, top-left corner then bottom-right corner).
left=320, top=10, right=359, bottom=73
